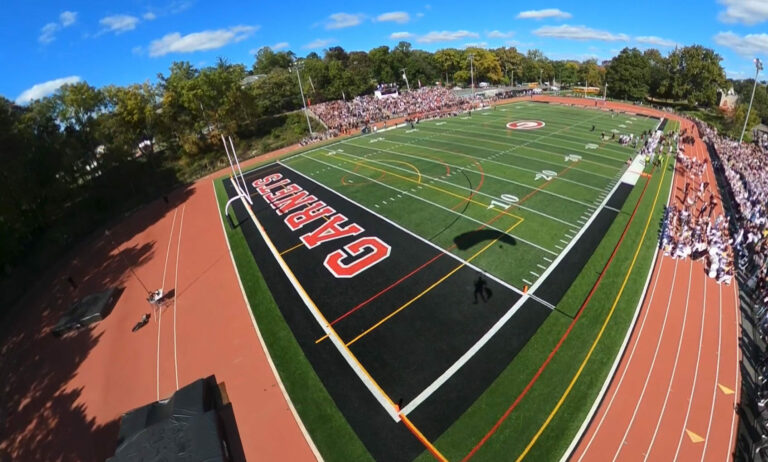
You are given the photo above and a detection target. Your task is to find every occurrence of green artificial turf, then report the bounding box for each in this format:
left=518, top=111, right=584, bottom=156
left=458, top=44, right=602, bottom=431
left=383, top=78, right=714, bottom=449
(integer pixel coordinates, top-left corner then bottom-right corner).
left=216, top=102, right=677, bottom=461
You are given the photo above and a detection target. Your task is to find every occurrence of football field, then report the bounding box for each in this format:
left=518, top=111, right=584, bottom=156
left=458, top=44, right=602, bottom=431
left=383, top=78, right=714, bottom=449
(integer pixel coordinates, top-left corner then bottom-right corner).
left=219, top=100, right=671, bottom=461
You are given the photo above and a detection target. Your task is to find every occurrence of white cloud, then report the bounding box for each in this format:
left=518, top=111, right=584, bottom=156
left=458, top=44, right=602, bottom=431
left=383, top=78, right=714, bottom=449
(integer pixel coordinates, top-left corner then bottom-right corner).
left=16, top=76, right=81, bottom=104
left=464, top=42, right=488, bottom=49
left=149, top=25, right=258, bottom=56
left=39, top=23, right=59, bottom=44
left=533, top=24, right=629, bottom=41
left=517, top=8, right=572, bottom=20
left=99, top=15, right=140, bottom=34
left=376, top=11, right=410, bottom=23
left=38, top=11, right=78, bottom=44
left=714, top=31, right=768, bottom=57
left=132, top=46, right=144, bottom=55
left=417, top=30, right=479, bottom=43
left=718, top=0, right=768, bottom=25
left=325, top=12, right=365, bottom=29
left=143, top=12, right=157, bottom=21
left=303, top=38, right=336, bottom=49
left=487, top=30, right=515, bottom=39
left=59, top=11, right=77, bottom=27
left=635, top=36, right=677, bottom=47
left=272, top=41, right=290, bottom=50
left=390, top=31, right=415, bottom=40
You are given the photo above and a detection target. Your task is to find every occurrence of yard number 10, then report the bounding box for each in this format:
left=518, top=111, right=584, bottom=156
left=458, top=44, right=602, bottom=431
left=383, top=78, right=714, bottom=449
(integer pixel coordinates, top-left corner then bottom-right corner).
left=488, top=194, right=520, bottom=210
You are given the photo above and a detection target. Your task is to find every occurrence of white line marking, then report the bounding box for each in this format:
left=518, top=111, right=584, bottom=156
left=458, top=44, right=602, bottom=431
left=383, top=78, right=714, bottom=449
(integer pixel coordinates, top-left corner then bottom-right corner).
left=543, top=257, right=553, bottom=263
left=559, top=239, right=569, bottom=244
left=564, top=144, right=678, bottom=461
left=612, top=259, right=688, bottom=461
left=291, top=156, right=558, bottom=256
left=156, top=295, right=162, bottom=400
left=537, top=264, right=547, bottom=270
left=230, top=177, right=401, bottom=421
left=530, top=271, right=540, bottom=277
left=213, top=183, right=323, bottom=460
left=555, top=245, right=564, bottom=250
left=671, top=273, right=707, bottom=460
left=172, top=204, right=185, bottom=391
left=339, top=138, right=600, bottom=208
left=522, top=278, right=533, bottom=285
left=161, top=208, right=179, bottom=293
left=604, top=206, right=621, bottom=213
left=570, top=254, right=667, bottom=462
left=335, top=150, right=578, bottom=228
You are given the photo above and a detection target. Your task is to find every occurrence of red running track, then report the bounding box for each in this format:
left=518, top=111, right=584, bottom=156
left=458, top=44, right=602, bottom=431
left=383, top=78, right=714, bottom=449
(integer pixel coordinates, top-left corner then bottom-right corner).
left=0, top=179, right=316, bottom=461
left=571, top=117, right=740, bottom=461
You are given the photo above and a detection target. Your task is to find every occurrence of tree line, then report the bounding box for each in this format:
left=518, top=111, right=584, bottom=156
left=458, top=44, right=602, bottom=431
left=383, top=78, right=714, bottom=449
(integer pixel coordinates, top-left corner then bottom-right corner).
left=0, top=40, right=758, bottom=306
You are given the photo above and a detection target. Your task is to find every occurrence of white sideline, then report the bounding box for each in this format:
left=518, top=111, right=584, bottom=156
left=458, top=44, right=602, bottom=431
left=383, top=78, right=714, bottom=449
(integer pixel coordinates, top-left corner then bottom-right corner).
left=561, top=118, right=675, bottom=461
left=228, top=177, right=401, bottom=421
left=213, top=181, right=323, bottom=460
left=172, top=204, right=185, bottom=392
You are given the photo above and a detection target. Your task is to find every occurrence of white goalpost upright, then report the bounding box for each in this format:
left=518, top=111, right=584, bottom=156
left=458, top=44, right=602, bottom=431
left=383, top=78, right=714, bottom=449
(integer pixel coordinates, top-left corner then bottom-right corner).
left=222, top=134, right=253, bottom=218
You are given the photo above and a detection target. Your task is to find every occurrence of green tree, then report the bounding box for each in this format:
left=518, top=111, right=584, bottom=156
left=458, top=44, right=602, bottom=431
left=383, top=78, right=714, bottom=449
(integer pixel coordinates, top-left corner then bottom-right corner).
left=605, top=48, right=650, bottom=101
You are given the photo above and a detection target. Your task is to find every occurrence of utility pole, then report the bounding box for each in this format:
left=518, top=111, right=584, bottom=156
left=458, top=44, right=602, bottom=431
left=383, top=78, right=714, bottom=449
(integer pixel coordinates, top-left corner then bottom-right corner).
left=603, top=82, right=608, bottom=101
left=401, top=68, right=411, bottom=92
left=741, top=57, right=763, bottom=143
left=468, top=53, right=475, bottom=97
left=291, top=59, right=313, bottom=136
left=539, top=68, right=543, bottom=86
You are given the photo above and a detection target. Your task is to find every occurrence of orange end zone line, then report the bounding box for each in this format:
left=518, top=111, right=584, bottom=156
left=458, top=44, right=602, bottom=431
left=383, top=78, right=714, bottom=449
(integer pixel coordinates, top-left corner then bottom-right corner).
left=461, top=163, right=657, bottom=461
left=399, top=411, right=449, bottom=462
left=514, top=154, right=671, bottom=461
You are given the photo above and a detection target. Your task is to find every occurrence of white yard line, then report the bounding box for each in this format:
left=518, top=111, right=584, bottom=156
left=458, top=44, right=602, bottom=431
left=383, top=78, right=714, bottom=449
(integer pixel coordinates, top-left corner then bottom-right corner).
left=334, top=150, right=580, bottom=228
left=292, top=155, right=558, bottom=256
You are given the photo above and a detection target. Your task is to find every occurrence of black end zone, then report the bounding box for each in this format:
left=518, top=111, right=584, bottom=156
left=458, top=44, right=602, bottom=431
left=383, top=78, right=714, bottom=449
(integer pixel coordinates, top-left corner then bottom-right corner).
left=225, top=164, right=553, bottom=460
left=535, top=182, right=634, bottom=307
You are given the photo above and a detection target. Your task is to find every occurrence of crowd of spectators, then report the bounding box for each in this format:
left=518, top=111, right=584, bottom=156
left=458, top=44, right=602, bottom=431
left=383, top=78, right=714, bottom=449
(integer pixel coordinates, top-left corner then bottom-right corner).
left=659, top=127, right=735, bottom=285
left=309, top=86, right=472, bottom=133
left=698, top=122, right=768, bottom=311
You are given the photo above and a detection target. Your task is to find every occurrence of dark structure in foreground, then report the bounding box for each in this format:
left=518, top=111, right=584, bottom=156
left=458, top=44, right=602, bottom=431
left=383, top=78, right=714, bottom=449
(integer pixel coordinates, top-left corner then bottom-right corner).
left=52, top=288, right=121, bottom=337
left=109, top=376, right=241, bottom=462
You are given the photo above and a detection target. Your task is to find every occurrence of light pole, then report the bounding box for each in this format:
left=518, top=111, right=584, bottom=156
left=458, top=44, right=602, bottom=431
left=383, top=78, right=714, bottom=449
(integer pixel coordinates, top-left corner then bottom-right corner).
left=603, top=81, right=608, bottom=101
left=401, top=68, right=411, bottom=92
left=290, top=59, right=313, bottom=136
left=468, top=53, right=475, bottom=97
left=740, top=57, right=763, bottom=144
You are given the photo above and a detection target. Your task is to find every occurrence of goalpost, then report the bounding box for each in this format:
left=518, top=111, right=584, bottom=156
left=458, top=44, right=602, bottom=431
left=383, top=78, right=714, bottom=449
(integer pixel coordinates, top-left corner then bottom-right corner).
left=221, top=134, right=253, bottom=219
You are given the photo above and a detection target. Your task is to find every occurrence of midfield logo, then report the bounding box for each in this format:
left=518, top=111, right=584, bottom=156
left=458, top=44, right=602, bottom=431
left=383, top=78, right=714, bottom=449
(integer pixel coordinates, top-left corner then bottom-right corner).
left=506, top=120, right=545, bottom=130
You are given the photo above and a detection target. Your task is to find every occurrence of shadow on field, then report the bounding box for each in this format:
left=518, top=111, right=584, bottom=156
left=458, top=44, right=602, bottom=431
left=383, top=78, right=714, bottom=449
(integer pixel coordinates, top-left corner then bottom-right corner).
left=453, top=229, right=517, bottom=250
left=0, top=187, right=195, bottom=461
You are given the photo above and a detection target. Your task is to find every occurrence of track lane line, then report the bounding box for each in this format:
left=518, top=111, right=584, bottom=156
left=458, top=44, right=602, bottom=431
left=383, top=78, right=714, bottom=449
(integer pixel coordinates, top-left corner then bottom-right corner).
left=172, top=204, right=185, bottom=391
left=513, top=157, right=671, bottom=462
left=461, top=160, right=659, bottom=461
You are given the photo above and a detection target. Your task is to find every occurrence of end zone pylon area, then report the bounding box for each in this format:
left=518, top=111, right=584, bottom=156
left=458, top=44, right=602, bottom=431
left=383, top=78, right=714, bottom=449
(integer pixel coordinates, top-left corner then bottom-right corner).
left=222, top=134, right=253, bottom=219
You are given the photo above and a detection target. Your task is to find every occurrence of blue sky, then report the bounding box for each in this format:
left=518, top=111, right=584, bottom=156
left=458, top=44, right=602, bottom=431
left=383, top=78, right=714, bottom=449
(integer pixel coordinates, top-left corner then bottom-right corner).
left=3, top=0, right=768, bottom=104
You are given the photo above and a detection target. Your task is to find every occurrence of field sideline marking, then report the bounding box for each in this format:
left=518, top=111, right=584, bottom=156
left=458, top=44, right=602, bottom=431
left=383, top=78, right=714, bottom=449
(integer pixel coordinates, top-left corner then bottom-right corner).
left=384, top=129, right=617, bottom=180
left=344, top=137, right=605, bottom=193
left=333, top=141, right=597, bottom=210
left=461, top=158, right=661, bottom=461
left=161, top=208, right=179, bottom=293
left=564, top=150, right=676, bottom=462
left=336, top=151, right=578, bottom=229
left=280, top=163, right=534, bottom=299
left=228, top=177, right=402, bottom=421
left=290, top=155, right=560, bottom=257
left=513, top=155, right=671, bottom=462
left=343, top=215, right=525, bottom=346
left=327, top=151, right=524, bottom=223
left=213, top=182, right=323, bottom=460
